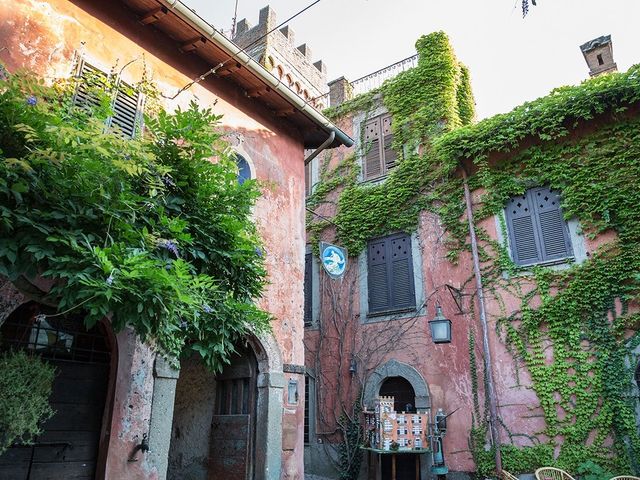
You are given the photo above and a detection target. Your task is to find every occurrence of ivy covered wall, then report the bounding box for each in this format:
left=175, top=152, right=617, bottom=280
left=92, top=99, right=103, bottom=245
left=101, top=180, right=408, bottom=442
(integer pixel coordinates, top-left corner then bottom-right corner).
left=305, top=30, right=640, bottom=475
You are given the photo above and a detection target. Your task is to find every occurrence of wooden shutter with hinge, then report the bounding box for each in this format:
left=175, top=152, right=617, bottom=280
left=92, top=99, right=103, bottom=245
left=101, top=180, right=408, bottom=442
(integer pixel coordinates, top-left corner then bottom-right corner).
left=531, top=187, right=572, bottom=262
left=110, top=81, right=143, bottom=138
left=304, top=252, right=313, bottom=326
left=368, top=238, right=390, bottom=313
left=506, top=192, right=541, bottom=265
left=73, top=60, right=107, bottom=111
left=389, top=233, right=415, bottom=310
left=382, top=114, right=397, bottom=172
left=364, top=117, right=383, bottom=180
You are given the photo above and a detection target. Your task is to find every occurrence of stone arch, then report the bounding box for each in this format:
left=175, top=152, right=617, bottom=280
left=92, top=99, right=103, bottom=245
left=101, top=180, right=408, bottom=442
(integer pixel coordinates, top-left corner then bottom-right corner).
left=364, top=359, right=430, bottom=410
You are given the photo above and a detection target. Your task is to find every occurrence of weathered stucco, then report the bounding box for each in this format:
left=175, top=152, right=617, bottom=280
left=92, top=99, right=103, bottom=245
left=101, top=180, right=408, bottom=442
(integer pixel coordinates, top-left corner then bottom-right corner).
left=0, top=0, right=309, bottom=478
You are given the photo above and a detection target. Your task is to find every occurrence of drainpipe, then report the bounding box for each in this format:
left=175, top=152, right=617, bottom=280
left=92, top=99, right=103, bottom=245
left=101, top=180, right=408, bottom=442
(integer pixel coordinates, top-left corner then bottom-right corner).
left=304, top=131, right=334, bottom=166
left=461, top=165, right=503, bottom=474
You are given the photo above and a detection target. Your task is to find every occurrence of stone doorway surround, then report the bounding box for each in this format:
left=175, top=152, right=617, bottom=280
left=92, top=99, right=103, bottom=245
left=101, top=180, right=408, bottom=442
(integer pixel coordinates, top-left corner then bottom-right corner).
left=363, top=359, right=430, bottom=410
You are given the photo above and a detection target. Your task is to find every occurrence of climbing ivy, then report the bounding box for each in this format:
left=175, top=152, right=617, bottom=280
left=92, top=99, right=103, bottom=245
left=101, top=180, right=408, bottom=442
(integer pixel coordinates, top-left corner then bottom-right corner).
left=0, top=69, right=270, bottom=371
left=309, top=29, right=640, bottom=474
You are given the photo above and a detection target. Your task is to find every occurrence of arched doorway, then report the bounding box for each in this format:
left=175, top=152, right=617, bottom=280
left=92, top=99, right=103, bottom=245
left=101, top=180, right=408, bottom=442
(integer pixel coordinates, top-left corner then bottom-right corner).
left=379, top=376, right=416, bottom=480
left=168, top=344, right=259, bottom=480
left=0, top=302, right=114, bottom=480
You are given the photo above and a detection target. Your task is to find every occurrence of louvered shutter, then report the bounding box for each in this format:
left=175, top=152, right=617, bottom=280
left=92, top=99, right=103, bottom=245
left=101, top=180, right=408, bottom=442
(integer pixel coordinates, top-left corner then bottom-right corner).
left=389, top=234, right=415, bottom=310
left=110, top=81, right=142, bottom=138
left=304, top=253, right=313, bottom=326
left=368, top=238, right=390, bottom=313
left=364, top=117, right=382, bottom=180
left=506, top=192, right=541, bottom=265
left=73, top=60, right=107, bottom=111
left=531, top=187, right=572, bottom=262
left=382, top=114, right=397, bottom=172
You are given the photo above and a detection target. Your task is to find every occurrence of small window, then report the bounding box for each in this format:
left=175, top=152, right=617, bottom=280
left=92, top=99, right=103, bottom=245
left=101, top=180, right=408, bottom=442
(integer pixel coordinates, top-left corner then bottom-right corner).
left=597, top=53, right=604, bottom=66
left=304, top=252, right=313, bottom=326
left=367, top=233, right=416, bottom=314
left=235, top=154, right=252, bottom=185
left=635, top=360, right=640, bottom=390
left=363, top=113, right=396, bottom=181
left=505, top=186, right=573, bottom=266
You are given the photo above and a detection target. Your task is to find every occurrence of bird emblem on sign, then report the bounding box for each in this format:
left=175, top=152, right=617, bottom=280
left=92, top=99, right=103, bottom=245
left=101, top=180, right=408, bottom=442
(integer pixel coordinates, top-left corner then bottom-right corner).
left=320, top=242, right=347, bottom=279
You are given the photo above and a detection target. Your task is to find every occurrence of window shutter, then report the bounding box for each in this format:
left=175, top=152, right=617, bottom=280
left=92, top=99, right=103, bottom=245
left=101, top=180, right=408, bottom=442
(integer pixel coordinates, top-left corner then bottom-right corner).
left=304, top=253, right=313, bottom=326
left=73, top=60, right=107, bottom=111
left=506, top=192, right=541, bottom=265
left=531, top=187, right=572, bottom=261
left=389, top=234, right=415, bottom=310
left=305, top=162, right=311, bottom=197
left=364, top=117, right=382, bottom=180
left=382, top=115, right=397, bottom=172
left=368, top=238, right=390, bottom=313
left=110, top=82, right=142, bottom=138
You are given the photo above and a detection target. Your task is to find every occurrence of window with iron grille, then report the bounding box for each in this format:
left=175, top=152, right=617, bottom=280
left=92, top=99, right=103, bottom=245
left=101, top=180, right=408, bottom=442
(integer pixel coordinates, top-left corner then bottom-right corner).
left=363, top=113, right=396, bottom=181
left=73, top=59, right=144, bottom=138
left=367, top=233, right=416, bottom=315
left=304, top=252, right=313, bottom=327
left=304, top=374, right=311, bottom=443
left=505, top=186, right=574, bottom=266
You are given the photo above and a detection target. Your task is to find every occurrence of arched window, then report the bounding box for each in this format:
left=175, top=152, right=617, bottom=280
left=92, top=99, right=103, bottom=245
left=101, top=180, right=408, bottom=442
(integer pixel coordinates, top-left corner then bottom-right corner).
left=379, top=376, right=416, bottom=413
left=235, top=154, right=252, bottom=185
left=276, top=65, right=284, bottom=79
left=285, top=74, right=293, bottom=87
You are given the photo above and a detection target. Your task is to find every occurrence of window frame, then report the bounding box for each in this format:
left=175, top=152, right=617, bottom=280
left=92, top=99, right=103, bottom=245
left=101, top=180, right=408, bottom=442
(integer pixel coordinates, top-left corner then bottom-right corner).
left=504, top=186, right=575, bottom=267
left=303, top=245, right=320, bottom=328
left=358, top=232, right=425, bottom=322
left=303, top=373, right=316, bottom=445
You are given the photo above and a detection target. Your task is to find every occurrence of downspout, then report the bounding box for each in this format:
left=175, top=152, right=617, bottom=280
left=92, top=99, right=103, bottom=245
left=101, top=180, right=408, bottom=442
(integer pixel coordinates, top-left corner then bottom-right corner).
left=304, top=131, right=335, bottom=166
left=461, top=165, right=503, bottom=474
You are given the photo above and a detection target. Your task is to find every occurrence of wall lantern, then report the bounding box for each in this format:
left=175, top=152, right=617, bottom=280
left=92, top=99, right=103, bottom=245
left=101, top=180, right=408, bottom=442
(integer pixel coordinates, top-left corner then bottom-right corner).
left=429, top=306, right=452, bottom=344
left=349, top=357, right=357, bottom=376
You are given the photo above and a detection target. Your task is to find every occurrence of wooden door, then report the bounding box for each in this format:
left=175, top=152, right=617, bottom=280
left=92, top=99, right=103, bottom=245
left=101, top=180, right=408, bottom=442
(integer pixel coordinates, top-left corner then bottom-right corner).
left=208, top=346, right=258, bottom=480
left=0, top=303, right=111, bottom=480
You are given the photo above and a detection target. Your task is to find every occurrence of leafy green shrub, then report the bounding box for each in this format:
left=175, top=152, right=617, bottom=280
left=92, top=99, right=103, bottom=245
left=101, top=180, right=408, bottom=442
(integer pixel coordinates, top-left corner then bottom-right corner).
left=0, top=350, right=55, bottom=454
left=0, top=69, right=269, bottom=370
left=575, top=460, right=614, bottom=480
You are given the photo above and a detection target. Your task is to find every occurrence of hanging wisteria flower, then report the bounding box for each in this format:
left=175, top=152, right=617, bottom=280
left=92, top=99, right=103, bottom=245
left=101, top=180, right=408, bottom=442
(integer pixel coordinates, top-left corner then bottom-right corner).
left=202, top=303, right=213, bottom=314
left=106, top=273, right=114, bottom=285
left=159, top=239, right=179, bottom=257
left=255, top=247, right=263, bottom=258
left=26, top=95, right=37, bottom=106
left=180, top=320, right=188, bottom=329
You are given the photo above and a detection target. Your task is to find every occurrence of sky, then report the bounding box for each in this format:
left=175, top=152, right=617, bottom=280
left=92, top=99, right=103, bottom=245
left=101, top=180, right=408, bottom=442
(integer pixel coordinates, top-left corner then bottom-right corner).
left=183, top=0, right=640, bottom=119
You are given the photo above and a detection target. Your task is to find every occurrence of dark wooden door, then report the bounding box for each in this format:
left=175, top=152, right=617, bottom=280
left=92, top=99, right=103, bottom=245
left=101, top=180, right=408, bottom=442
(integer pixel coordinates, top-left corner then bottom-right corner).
left=208, top=346, right=258, bottom=480
left=0, top=303, right=111, bottom=480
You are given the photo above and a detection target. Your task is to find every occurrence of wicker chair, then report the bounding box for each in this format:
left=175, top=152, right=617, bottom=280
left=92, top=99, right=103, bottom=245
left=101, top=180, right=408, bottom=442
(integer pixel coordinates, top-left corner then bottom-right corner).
left=501, top=470, right=520, bottom=480
left=609, top=477, right=640, bottom=480
left=535, top=467, right=576, bottom=480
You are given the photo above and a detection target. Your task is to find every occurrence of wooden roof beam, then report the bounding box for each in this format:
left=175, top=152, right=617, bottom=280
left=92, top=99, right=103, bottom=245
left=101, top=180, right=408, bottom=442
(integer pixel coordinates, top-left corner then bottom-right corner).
left=139, top=6, right=168, bottom=25
left=247, top=87, right=270, bottom=98
left=217, top=63, right=242, bottom=77
left=180, top=36, right=207, bottom=53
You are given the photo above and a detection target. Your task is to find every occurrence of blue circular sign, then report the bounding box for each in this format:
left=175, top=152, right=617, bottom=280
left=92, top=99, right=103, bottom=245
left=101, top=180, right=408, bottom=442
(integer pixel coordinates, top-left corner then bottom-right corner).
left=321, top=244, right=347, bottom=278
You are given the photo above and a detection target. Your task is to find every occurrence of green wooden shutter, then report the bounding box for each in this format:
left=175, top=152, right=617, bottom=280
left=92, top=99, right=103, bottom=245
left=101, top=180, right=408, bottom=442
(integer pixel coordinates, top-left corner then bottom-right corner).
left=530, top=187, right=572, bottom=262
left=389, top=233, right=415, bottom=310
left=364, top=117, right=382, bottom=180
left=110, top=81, right=143, bottom=138
left=73, top=60, right=107, bottom=111
left=368, top=238, right=390, bottom=313
left=304, top=252, right=313, bottom=326
left=506, top=192, right=541, bottom=265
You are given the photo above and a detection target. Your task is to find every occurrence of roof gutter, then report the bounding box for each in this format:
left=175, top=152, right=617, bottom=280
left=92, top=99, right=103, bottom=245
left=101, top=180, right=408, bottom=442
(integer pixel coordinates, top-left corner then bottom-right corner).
left=157, top=0, right=354, bottom=148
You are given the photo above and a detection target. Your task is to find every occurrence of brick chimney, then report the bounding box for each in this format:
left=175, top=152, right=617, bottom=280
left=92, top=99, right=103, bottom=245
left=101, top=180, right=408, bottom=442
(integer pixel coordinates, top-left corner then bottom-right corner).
left=580, top=35, right=617, bottom=77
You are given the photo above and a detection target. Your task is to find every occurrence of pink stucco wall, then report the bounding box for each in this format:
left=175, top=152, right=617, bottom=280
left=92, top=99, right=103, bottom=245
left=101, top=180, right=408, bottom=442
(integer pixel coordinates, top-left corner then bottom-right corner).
left=0, top=0, right=308, bottom=477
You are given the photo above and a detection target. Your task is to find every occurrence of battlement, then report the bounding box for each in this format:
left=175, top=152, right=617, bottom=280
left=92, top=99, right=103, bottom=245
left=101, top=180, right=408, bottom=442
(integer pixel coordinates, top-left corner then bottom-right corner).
left=233, top=5, right=328, bottom=104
